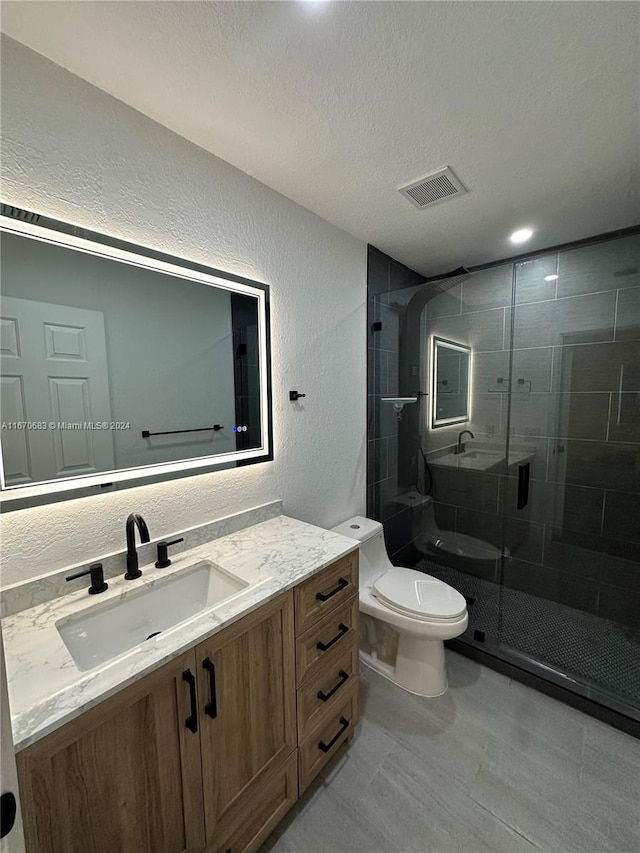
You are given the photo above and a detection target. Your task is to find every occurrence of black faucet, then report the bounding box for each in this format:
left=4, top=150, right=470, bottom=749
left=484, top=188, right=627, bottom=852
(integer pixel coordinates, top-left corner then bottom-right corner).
left=454, top=429, right=475, bottom=455
left=124, top=513, right=150, bottom=579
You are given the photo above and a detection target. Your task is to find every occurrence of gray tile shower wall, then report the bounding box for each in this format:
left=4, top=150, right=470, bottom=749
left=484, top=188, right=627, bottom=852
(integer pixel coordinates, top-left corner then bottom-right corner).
left=424, top=232, right=640, bottom=628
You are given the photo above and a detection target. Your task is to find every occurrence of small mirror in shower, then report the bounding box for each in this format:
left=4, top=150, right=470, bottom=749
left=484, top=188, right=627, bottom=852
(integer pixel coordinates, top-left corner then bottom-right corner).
left=430, top=336, right=471, bottom=428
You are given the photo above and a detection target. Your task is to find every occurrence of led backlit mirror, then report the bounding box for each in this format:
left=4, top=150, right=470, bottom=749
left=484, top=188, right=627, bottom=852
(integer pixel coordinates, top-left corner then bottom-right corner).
left=0, top=206, right=272, bottom=509
left=431, top=336, right=471, bottom=428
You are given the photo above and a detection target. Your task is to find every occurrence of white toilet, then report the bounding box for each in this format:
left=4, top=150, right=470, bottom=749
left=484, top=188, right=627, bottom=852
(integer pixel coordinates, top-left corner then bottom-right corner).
left=331, top=516, right=468, bottom=697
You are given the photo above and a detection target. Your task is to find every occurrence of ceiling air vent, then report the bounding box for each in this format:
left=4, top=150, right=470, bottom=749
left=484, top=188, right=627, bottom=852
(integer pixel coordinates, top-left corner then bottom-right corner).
left=1, top=204, right=40, bottom=225
left=398, top=167, right=467, bottom=210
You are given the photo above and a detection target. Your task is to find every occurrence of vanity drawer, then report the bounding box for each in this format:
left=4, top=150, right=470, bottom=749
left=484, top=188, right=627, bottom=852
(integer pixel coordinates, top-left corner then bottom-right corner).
left=298, top=679, right=360, bottom=794
left=296, top=593, right=359, bottom=687
left=294, top=551, right=359, bottom=635
left=296, top=638, right=359, bottom=740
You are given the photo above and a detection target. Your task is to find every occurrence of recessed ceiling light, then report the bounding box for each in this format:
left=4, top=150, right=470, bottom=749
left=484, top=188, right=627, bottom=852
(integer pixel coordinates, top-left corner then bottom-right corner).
left=510, top=228, right=534, bottom=244
left=544, top=274, right=559, bottom=281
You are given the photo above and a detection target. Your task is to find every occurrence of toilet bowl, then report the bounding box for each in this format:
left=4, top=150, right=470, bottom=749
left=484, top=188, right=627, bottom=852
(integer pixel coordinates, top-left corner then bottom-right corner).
left=415, top=493, right=511, bottom=577
left=331, top=516, right=468, bottom=697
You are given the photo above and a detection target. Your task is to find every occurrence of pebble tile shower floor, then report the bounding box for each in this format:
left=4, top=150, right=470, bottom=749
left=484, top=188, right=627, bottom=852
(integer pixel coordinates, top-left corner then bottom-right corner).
left=417, top=559, right=640, bottom=711
left=260, top=651, right=640, bottom=853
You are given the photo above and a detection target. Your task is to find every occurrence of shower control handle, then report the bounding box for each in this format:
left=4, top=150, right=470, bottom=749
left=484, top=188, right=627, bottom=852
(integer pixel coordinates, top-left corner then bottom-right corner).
left=517, top=462, right=530, bottom=510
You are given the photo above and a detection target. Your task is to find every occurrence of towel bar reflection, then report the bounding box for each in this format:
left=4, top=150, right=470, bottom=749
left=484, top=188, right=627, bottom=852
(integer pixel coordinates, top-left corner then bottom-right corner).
left=487, top=378, right=532, bottom=393
left=142, top=425, right=224, bottom=438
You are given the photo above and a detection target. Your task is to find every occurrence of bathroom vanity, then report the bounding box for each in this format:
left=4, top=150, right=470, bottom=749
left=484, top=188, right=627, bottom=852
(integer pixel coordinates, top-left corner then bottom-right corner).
left=2, top=507, right=360, bottom=853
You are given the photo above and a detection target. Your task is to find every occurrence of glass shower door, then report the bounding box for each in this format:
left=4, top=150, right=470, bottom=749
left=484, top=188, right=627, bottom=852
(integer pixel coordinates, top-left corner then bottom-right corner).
left=419, top=264, right=513, bottom=651
left=499, top=233, right=640, bottom=718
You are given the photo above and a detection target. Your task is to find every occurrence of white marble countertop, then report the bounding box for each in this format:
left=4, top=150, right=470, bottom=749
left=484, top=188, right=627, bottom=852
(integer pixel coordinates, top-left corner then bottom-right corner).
left=3, top=514, right=357, bottom=752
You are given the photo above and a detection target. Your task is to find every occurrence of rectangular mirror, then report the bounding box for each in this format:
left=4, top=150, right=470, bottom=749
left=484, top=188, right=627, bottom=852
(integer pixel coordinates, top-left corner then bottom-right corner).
left=0, top=206, right=272, bottom=510
left=430, top=336, right=471, bottom=428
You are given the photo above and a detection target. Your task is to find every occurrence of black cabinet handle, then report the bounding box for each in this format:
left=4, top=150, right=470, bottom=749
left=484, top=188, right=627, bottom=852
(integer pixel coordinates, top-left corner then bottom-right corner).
left=517, top=462, right=531, bottom=510
left=316, top=577, right=349, bottom=602
left=317, top=670, right=349, bottom=702
left=182, top=670, right=198, bottom=733
left=0, top=793, right=17, bottom=839
left=318, top=716, right=350, bottom=753
left=202, top=658, right=217, bottom=719
left=316, top=623, right=349, bottom=652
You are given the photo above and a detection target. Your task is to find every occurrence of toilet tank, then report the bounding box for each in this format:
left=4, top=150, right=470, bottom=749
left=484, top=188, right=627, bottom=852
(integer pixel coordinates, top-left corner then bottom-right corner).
left=330, top=516, right=392, bottom=584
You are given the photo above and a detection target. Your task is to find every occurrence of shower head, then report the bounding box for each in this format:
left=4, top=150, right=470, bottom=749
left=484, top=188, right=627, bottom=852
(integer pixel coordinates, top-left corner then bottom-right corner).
left=381, top=396, right=418, bottom=420
left=422, top=266, right=472, bottom=295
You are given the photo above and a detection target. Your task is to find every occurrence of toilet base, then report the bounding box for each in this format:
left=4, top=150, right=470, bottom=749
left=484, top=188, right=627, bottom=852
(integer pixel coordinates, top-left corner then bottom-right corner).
left=359, top=633, right=449, bottom=698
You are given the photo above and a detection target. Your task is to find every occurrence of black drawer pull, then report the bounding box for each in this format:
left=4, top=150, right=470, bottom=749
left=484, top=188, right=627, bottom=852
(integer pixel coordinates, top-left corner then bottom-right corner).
left=316, top=623, right=349, bottom=652
left=202, top=657, right=217, bottom=719
left=318, top=716, right=350, bottom=753
left=316, top=577, right=349, bottom=602
left=182, top=670, right=198, bottom=734
left=317, top=670, right=349, bottom=702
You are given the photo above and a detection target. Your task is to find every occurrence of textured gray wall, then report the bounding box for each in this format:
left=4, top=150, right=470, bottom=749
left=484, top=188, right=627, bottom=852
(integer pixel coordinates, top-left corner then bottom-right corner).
left=0, top=37, right=367, bottom=585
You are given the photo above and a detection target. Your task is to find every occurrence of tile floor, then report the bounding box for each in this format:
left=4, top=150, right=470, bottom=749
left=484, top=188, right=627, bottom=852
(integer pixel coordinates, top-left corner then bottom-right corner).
left=261, top=651, right=640, bottom=853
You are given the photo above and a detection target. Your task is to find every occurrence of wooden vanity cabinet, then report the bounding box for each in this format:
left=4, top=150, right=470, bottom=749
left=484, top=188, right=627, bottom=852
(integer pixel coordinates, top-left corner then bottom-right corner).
left=16, top=554, right=360, bottom=853
left=16, top=592, right=297, bottom=853
left=195, top=592, right=298, bottom=853
left=16, top=649, right=205, bottom=853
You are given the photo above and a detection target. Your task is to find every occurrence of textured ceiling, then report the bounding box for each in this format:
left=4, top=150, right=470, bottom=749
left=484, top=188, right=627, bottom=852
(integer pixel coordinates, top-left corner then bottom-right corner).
left=2, top=1, right=639, bottom=275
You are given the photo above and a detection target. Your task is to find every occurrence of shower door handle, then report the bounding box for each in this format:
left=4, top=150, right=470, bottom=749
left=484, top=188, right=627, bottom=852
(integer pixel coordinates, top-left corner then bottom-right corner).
left=517, top=462, right=530, bottom=510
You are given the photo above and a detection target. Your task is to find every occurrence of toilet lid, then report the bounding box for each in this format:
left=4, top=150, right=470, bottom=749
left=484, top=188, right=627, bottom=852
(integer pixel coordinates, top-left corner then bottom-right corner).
left=373, top=567, right=467, bottom=619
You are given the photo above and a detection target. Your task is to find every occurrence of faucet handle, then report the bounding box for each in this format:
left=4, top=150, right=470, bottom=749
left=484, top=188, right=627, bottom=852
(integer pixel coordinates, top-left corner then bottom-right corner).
left=66, top=562, right=108, bottom=595
left=155, top=538, right=184, bottom=569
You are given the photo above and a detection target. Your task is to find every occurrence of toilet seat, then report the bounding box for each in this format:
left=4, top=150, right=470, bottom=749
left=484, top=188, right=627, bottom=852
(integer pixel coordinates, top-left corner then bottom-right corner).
left=373, top=567, right=467, bottom=621
left=425, top=530, right=509, bottom=561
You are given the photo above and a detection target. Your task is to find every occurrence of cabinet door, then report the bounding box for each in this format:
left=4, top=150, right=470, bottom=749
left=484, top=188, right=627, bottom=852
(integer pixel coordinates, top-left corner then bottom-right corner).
left=196, top=591, right=296, bottom=844
left=17, top=650, right=205, bottom=853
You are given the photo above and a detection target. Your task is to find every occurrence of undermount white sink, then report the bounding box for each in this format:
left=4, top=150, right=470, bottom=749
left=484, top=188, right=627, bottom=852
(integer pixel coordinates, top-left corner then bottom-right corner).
left=56, top=561, right=248, bottom=671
